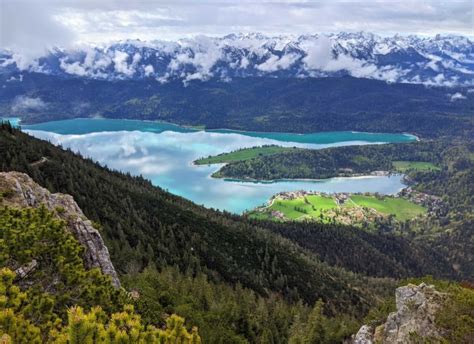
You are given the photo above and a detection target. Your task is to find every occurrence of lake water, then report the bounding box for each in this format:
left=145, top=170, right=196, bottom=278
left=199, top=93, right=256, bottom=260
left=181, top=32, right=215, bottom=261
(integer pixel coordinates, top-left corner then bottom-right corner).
left=5, top=118, right=415, bottom=213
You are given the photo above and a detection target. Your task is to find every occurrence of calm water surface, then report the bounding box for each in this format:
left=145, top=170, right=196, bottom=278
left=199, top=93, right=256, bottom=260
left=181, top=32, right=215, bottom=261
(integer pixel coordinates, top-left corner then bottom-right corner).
left=5, top=118, right=414, bottom=213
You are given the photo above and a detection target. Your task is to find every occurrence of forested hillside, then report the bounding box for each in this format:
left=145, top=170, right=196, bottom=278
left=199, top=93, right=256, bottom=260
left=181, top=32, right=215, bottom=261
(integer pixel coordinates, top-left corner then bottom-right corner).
left=213, top=141, right=446, bottom=180
left=215, top=140, right=474, bottom=278
left=0, top=123, right=465, bottom=342
left=1, top=73, right=473, bottom=138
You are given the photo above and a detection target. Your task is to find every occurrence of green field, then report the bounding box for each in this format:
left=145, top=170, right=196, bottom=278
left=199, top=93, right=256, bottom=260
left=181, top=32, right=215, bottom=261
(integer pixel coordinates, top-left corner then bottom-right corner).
left=249, top=193, right=426, bottom=223
left=392, top=160, right=440, bottom=172
left=349, top=195, right=426, bottom=221
left=249, top=195, right=338, bottom=221
left=194, top=145, right=298, bottom=165
left=273, top=196, right=337, bottom=219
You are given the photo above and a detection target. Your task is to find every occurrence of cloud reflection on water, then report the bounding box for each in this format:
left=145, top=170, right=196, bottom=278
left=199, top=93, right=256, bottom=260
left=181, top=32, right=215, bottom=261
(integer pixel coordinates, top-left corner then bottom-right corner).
left=26, top=129, right=406, bottom=213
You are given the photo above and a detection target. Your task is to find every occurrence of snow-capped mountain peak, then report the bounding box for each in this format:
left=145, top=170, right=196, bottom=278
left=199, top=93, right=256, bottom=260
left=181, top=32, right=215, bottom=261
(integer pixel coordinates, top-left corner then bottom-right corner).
left=1, top=32, right=473, bottom=86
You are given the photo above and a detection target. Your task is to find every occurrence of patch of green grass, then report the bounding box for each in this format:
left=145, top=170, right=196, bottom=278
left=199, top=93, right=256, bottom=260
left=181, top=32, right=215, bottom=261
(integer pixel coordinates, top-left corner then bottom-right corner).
left=251, top=193, right=425, bottom=223
left=306, top=195, right=337, bottom=210
left=264, top=195, right=337, bottom=221
left=392, top=161, right=440, bottom=172
left=195, top=145, right=298, bottom=165
left=349, top=195, right=426, bottom=221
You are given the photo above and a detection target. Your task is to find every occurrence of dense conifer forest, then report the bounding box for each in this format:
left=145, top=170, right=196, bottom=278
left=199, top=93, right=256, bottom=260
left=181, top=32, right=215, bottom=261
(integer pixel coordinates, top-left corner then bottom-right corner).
left=1, top=74, right=473, bottom=138
left=213, top=142, right=447, bottom=180
left=214, top=140, right=474, bottom=278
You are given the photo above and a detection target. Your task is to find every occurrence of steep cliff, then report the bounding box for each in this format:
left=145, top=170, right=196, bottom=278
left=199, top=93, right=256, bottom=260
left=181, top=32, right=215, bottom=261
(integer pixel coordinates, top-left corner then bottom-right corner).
left=354, top=283, right=447, bottom=343
left=0, top=171, right=120, bottom=288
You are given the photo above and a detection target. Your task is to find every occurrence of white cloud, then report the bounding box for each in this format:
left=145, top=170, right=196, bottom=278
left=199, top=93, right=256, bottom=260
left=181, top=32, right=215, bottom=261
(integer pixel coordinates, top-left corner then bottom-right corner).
left=167, top=36, right=224, bottom=82
left=6, top=74, right=23, bottom=82
left=256, top=53, right=299, bottom=72
left=240, top=56, right=250, bottom=69
left=302, top=36, right=334, bottom=70
left=450, top=92, right=466, bottom=101
left=113, top=51, right=136, bottom=77
left=0, top=1, right=76, bottom=70
left=11, top=96, right=48, bottom=112
left=59, top=59, right=88, bottom=76
left=144, top=64, right=155, bottom=76
left=59, top=48, right=113, bottom=78
left=301, top=35, right=379, bottom=78
left=2, top=1, right=472, bottom=52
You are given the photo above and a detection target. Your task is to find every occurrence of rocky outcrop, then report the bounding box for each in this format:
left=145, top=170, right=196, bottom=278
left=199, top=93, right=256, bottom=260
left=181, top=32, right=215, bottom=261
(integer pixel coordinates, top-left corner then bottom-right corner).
left=14, top=259, right=38, bottom=279
left=0, top=171, right=120, bottom=288
left=354, top=325, right=374, bottom=344
left=353, top=283, right=446, bottom=344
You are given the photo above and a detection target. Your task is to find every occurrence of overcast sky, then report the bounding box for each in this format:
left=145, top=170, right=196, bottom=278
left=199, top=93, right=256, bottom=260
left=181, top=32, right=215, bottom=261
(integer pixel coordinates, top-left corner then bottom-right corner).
left=1, top=0, right=473, bottom=53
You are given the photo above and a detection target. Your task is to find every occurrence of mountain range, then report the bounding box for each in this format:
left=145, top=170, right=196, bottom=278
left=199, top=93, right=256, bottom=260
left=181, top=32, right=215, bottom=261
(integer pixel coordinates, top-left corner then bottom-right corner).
left=1, top=32, right=473, bottom=86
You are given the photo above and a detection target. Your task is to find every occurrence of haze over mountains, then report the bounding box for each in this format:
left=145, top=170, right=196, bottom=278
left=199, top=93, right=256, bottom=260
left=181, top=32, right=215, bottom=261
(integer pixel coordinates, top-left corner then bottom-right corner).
left=1, top=32, right=473, bottom=86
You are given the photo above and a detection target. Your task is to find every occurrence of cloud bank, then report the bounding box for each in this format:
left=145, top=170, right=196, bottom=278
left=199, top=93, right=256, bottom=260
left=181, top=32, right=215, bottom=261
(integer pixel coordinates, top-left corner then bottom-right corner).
left=2, top=32, right=472, bottom=86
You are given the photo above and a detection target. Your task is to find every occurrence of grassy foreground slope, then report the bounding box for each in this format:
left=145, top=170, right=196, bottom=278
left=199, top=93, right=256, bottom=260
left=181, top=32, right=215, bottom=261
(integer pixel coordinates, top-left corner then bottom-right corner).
left=0, top=206, right=201, bottom=343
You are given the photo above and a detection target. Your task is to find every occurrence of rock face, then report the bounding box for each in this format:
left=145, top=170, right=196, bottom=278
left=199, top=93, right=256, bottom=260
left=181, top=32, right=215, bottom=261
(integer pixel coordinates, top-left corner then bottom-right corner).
left=0, top=171, right=120, bottom=288
left=353, top=325, right=374, bottom=344
left=353, top=283, right=446, bottom=344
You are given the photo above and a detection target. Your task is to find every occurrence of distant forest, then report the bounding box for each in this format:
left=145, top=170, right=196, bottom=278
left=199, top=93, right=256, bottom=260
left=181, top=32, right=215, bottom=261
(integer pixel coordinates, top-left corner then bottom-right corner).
left=214, top=141, right=445, bottom=180
left=214, top=139, right=474, bottom=279
left=1, top=73, right=473, bottom=138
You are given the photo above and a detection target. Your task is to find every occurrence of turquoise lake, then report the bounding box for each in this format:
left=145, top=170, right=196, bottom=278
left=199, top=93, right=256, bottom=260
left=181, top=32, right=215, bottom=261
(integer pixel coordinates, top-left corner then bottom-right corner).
left=4, top=118, right=416, bottom=213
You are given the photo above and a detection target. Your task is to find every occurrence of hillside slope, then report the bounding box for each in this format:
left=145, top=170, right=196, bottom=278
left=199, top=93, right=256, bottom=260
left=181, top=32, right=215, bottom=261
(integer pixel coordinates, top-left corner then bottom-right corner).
left=213, top=140, right=474, bottom=278
left=0, top=171, right=120, bottom=287
left=0, top=123, right=385, bottom=313
left=1, top=74, right=473, bottom=137
left=0, top=174, right=201, bottom=342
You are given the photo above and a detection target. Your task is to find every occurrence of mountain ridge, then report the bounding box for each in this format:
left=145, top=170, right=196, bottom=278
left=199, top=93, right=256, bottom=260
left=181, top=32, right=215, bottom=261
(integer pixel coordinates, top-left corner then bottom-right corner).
left=1, top=32, right=473, bottom=86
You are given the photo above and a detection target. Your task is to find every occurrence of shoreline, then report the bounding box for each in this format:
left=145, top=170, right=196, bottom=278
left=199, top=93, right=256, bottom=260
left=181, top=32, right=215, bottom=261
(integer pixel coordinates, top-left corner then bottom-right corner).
left=219, top=172, right=400, bottom=184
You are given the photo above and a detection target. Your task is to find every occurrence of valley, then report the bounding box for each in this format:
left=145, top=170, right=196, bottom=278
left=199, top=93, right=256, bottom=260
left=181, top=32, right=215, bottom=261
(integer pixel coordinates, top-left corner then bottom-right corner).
left=1, top=3, right=473, bottom=342
left=1, top=119, right=471, bottom=342
left=10, top=118, right=412, bottom=214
